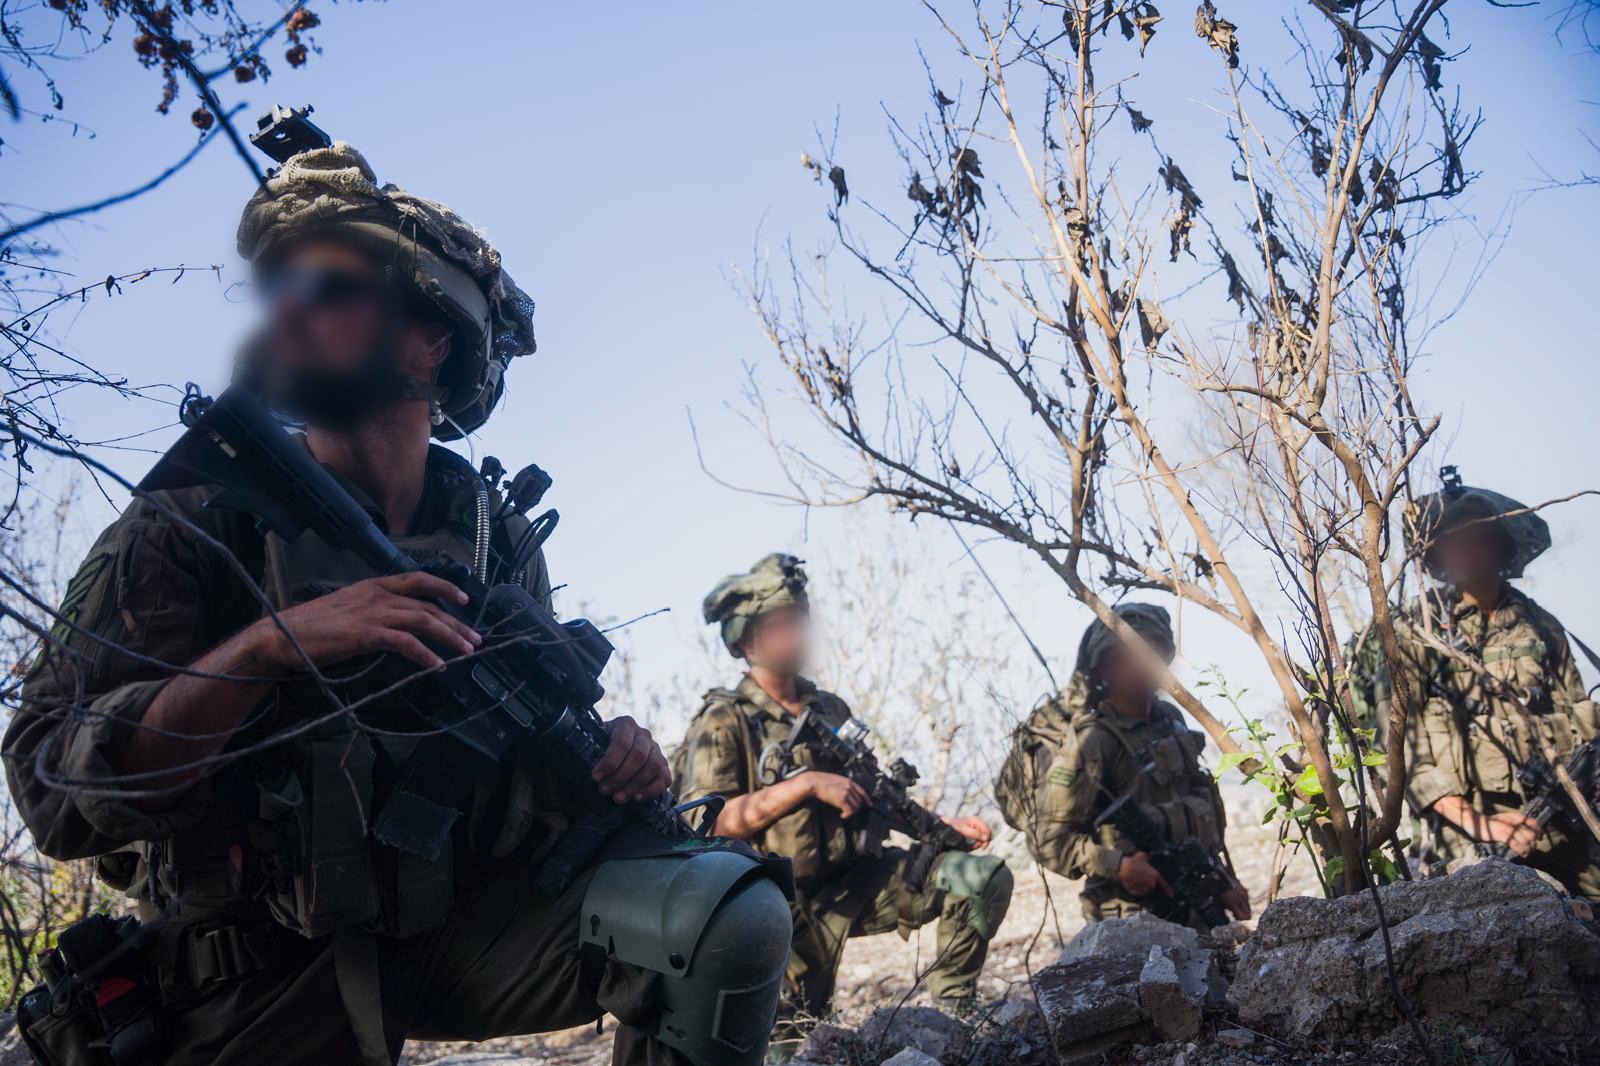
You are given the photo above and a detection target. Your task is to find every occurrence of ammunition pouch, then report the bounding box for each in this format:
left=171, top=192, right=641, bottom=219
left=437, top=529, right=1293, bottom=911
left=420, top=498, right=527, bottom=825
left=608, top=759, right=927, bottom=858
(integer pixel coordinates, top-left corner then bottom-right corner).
left=16, top=915, right=165, bottom=1066
left=580, top=835, right=794, bottom=1066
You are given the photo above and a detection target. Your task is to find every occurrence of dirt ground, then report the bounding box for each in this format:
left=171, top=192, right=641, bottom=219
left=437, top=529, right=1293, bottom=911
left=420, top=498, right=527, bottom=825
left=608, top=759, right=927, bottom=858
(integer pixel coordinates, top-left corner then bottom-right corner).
left=403, top=789, right=1324, bottom=1065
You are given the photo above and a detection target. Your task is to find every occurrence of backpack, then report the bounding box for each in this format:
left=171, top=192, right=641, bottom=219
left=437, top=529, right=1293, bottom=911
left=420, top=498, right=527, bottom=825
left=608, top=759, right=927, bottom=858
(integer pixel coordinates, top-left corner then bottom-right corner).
left=670, top=687, right=744, bottom=794
left=994, top=696, right=1085, bottom=834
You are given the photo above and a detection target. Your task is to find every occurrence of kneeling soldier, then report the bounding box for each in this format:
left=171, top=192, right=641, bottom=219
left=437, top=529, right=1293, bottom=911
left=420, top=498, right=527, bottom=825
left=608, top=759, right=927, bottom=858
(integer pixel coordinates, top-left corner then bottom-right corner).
left=996, top=604, right=1250, bottom=929
left=675, top=554, right=1013, bottom=1019
left=1388, top=473, right=1600, bottom=898
left=6, top=111, right=789, bottom=1066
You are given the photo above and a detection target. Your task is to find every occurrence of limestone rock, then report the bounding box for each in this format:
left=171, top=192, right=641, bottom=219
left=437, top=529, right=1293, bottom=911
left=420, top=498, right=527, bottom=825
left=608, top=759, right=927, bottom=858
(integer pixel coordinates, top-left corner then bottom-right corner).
left=1031, top=953, right=1152, bottom=1063
left=798, top=1022, right=858, bottom=1065
left=1214, top=1028, right=1256, bottom=1049
left=1137, top=945, right=1204, bottom=1041
left=972, top=998, right=1050, bottom=1066
left=1228, top=859, right=1600, bottom=1040
left=857, top=1006, right=963, bottom=1063
left=1059, top=910, right=1199, bottom=963
left=881, top=1049, right=943, bottom=1066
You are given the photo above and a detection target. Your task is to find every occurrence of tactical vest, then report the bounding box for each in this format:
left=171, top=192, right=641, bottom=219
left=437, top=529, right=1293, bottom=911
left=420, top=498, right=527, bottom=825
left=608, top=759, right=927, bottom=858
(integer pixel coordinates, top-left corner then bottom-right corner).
left=1432, top=603, right=1581, bottom=799
left=1084, top=704, right=1221, bottom=854
left=154, top=456, right=550, bottom=940
left=688, top=686, right=856, bottom=885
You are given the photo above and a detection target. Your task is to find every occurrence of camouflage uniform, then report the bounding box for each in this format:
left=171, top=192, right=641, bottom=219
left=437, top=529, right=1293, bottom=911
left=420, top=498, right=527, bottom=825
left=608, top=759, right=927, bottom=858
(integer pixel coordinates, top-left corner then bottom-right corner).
left=1389, top=482, right=1600, bottom=899
left=677, top=556, right=1012, bottom=1017
left=4, top=143, right=681, bottom=1066
left=6, top=457, right=693, bottom=1066
left=997, top=605, right=1229, bottom=928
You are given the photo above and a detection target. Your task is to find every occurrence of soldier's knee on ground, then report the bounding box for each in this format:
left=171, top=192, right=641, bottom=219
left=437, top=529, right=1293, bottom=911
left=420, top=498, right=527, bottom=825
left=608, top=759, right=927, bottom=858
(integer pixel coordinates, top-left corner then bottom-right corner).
left=581, top=848, right=793, bottom=1066
left=936, top=852, right=1013, bottom=939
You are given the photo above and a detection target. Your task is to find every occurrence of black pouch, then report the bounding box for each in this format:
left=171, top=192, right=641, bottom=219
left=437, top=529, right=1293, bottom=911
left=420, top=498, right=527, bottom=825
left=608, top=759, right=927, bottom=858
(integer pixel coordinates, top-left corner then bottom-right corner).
left=17, top=979, right=102, bottom=1066
left=16, top=914, right=167, bottom=1066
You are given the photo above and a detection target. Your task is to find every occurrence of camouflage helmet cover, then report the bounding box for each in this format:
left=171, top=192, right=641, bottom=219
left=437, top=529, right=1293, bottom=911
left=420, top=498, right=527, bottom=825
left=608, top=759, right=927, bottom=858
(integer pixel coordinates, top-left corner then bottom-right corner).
left=701, top=553, right=809, bottom=656
left=236, top=142, right=536, bottom=440
left=1060, top=602, right=1176, bottom=710
left=1408, top=484, right=1550, bottom=580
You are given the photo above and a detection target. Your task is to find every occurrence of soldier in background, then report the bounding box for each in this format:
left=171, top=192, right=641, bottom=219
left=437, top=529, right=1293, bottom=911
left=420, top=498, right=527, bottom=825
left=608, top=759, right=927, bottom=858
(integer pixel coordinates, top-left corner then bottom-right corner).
left=674, top=554, right=1013, bottom=1019
left=1388, top=473, right=1600, bottom=898
left=995, top=603, right=1250, bottom=928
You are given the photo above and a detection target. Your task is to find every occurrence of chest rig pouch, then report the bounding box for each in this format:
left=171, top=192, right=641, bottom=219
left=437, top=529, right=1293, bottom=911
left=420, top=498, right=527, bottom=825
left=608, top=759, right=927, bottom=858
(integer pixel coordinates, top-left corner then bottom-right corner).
left=249, top=522, right=487, bottom=939
left=1095, top=710, right=1220, bottom=853
left=1445, top=625, right=1577, bottom=799
left=744, top=705, right=853, bottom=885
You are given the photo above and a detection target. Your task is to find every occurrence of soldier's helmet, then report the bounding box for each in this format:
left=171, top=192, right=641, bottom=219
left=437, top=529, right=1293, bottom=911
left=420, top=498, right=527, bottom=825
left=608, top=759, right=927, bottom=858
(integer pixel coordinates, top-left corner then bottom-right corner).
left=1060, top=602, right=1175, bottom=709
left=1408, top=468, right=1551, bottom=581
left=236, top=109, right=536, bottom=440
left=701, top=553, right=809, bottom=656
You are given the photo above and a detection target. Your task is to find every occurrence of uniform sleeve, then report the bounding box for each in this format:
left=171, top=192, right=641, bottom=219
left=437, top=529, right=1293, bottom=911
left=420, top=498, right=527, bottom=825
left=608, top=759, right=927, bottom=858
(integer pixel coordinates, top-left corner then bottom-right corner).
left=1399, top=634, right=1468, bottom=812
left=4, top=495, right=246, bottom=859
left=1546, top=625, right=1599, bottom=742
left=1029, top=730, right=1124, bottom=880
left=674, top=703, right=751, bottom=805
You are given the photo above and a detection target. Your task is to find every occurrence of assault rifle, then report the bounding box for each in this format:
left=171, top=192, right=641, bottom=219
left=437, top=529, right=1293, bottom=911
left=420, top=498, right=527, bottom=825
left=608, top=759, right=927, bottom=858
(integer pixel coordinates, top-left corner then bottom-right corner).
left=139, top=385, right=740, bottom=895
left=1093, top=795, right=1232, bottom=928
left=1480, top=735, right=1600, bottom=862
left=767, top=709, right=970, bottom=892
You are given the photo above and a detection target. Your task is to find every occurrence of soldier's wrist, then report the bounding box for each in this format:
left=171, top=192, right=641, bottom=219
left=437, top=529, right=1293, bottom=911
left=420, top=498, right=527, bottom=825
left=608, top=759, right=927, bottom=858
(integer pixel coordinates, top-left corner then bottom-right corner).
left=239, top=618, right=292, bottom=675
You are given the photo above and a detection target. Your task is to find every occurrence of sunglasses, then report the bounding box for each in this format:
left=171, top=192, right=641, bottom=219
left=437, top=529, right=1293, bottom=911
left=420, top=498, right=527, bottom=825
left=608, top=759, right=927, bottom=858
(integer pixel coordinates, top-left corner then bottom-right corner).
left=256, top=266, right=390, bottom=311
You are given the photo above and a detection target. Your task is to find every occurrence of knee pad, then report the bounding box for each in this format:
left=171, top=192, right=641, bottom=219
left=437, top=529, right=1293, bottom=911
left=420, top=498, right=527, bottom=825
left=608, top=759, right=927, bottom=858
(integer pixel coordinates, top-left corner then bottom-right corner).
left=936, top=852, right=1014, bottom=939
left=581, top=848, right=793, bottom=1066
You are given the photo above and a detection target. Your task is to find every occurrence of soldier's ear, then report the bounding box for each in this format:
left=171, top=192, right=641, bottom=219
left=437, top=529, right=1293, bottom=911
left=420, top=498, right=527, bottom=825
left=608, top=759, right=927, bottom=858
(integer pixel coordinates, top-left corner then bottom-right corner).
left=415, top=321, right=452, bottom=374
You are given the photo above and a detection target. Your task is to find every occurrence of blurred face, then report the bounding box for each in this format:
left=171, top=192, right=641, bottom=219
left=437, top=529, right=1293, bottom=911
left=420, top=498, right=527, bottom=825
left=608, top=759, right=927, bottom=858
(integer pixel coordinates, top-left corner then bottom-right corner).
left=741, top=606, right=811, bottom=677
left=247, top=242, right=449, bottom=428
left=1432, top=521, right=1510, bottom=587
left=1096, top=644, right=1161, bottom=708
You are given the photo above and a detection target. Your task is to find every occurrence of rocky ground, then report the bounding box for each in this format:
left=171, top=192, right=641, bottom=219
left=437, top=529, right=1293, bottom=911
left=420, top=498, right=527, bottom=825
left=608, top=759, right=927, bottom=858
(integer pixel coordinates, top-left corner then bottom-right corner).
left=403, top=800, right=1324, bottom=1066
left=5, top=802, right=1591, bottom=1065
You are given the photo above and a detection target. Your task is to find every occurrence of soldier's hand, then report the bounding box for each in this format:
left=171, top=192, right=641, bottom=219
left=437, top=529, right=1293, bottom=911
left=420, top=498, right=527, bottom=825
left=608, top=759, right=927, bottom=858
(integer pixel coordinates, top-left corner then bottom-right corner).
left=593, top=716, right=670, bottom=804
left=251, top=573, right=480, bottom=672
left=1217, top=881, right=1251, bottom=920
left=805, top=772, right=870, bottom=818
left=1117, top=851, right=1173, bottom=898
left=1486, top=811, right=1542, bottom=857
left=941, top=814, right=993, bottom=849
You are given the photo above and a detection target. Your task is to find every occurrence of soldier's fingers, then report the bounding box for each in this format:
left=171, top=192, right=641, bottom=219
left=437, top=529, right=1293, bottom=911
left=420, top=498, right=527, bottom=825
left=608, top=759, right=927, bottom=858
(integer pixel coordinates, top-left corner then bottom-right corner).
left=373, top=628, right=445, bottom=671
left=389, top=609, right=477, bottom=656
left=373, top=571, right=470, bottom=606
left=376, top=593, right=481, bottom=646
left=1155, top=873, right=1175, bottom=898
left=417, top=601, right=482, bottom=647
left=591, top=718, right=639, bottom=782
left=599, top=728, right=654, bottom=799
left=608, top=732, right=665, bottom=792
left=615, top=755, right=671, bottom=803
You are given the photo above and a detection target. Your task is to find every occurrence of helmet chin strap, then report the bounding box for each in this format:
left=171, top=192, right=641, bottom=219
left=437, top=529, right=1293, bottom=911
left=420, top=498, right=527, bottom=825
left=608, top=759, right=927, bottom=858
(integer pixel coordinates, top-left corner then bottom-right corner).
left=389, top=331, right=453, bottom=423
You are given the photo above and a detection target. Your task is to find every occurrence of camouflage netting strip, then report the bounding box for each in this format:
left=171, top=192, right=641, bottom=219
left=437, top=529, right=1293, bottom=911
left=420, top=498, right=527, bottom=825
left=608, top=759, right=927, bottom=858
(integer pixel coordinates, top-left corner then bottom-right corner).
left=236, top=141, right=536, bottom=368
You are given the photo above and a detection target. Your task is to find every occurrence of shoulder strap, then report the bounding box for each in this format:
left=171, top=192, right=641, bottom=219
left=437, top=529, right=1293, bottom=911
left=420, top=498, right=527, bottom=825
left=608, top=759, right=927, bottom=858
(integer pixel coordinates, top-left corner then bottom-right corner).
left=1569, top=631, right=1600, bottom=689
left=1521, top=600, right=1600, bottom=697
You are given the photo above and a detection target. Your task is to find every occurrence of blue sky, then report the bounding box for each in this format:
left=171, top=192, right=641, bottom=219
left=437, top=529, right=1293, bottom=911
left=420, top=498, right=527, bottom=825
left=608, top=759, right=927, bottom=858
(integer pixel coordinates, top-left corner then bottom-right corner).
left=4, top=1, right=1598, bottom=737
